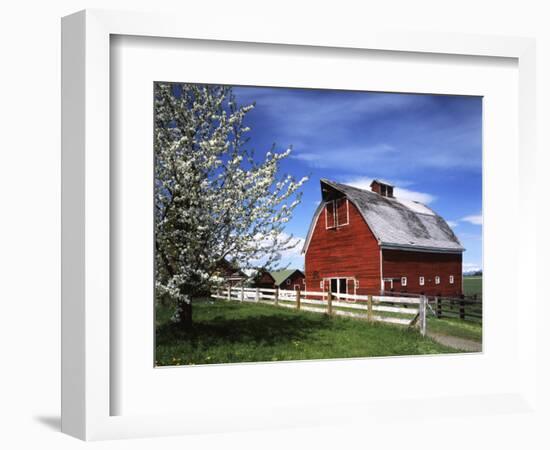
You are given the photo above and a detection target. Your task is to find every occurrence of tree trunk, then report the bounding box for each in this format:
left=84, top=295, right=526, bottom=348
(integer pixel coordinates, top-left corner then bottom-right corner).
left=179, top=301, right=192, bottom=326
left=175, top=295, right=193, bottom=327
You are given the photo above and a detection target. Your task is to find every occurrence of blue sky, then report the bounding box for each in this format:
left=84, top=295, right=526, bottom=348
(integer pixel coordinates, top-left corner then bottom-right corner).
left=232, top=86, right=483, bottom=273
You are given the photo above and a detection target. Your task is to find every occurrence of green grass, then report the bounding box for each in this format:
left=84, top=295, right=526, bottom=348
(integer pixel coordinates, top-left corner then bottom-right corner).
left=463, top=276, right=482, bottom=298
left=155, top=298, right=461, bottom=366
left=427, top=316, right=482, bottom=342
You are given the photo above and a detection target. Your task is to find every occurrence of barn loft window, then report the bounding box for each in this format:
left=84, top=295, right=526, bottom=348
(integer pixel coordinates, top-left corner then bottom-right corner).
left=435, top=276, right=440, bottom=285
left=325, top=200, right=336, bottom=229
left=401, top=277, right=407, bottom=286
left=419, top=276, right=425, bottom=286
left=449, top=275, right=455, bottom=284
left=325, top=198, right=349, bottom=229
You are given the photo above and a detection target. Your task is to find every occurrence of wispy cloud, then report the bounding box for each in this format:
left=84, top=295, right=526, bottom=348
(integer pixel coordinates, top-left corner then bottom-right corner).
left=344, top=176, right=436, bottom=204
left=235, top=87, right=482, bottom=176
left=461, top=214, right=483, bottom=225
left=446, top=220, right=458, bottom=228
left=290, top=144, right=398, bottom=170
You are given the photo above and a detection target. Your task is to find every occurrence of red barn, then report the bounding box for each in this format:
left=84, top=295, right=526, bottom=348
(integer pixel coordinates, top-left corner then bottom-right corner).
left=302, top=179, right=464, bottom=297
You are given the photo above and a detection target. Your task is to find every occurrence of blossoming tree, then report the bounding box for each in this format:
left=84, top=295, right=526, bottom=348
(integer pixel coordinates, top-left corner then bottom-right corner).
left=155, top=83, right=307, bottom=325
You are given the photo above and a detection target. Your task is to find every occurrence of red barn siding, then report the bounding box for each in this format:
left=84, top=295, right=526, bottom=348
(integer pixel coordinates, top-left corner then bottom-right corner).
left=255, top=272, right=276, bottom=288
left=382, top=249, right=462, bottom=297
left=305, top=200, right=381, bottom=295
left=283, top=271, right=306, bottom=290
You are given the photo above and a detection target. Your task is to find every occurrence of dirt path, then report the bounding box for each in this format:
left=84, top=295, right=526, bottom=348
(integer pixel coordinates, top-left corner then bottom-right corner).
left=427, top=332, right=482, bottom=352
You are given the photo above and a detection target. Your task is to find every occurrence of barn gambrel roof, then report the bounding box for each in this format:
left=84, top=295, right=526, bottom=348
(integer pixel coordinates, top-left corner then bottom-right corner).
left=302, top=179, right=464, bottom=254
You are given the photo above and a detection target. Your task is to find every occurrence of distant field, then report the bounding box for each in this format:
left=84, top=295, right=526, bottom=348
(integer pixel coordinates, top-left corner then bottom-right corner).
left=463, top=276, right=482, bottom=298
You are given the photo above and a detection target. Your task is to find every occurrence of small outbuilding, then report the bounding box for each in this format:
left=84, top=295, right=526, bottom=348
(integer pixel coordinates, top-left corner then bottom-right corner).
left=254, top=269, right=306, bottom=291
left=214, top=259, right=247, bottom=287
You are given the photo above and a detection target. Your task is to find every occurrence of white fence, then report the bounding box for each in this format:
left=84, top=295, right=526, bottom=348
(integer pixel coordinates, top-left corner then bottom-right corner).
left=212, top=286, right=427, bottom=335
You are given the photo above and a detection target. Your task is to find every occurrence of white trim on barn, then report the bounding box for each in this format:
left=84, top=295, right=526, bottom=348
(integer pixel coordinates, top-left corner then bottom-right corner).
left=380, top=248, right=384, bottom=292
left=323, top=276, right=358, bottom=296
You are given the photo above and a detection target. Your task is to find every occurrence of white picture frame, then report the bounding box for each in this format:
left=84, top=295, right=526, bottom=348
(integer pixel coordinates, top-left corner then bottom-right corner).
left=61, top=9, right=538, bottom=441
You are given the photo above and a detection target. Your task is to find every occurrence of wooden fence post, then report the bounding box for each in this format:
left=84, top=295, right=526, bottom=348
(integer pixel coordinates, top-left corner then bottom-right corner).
left=240, top=285, right=244, bottom=302
left=275, top=287, right=279, bottom=306
left=296, top=288, right=301, bottom=310
left=327, top=290, right=333, bottom=316
left=255, top=287, right=260, bottom=303
left=419, top=295, right=427, bottom=336
left=367, top=295, right=373, bottom=322
left=436, top=297, right=441, bottom=318
left=227, top=284, right=231, bottom=301
left=459, top=300, right=465, bottom=320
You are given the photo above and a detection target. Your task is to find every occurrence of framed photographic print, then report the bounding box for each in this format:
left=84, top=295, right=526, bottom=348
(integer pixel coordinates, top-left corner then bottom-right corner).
left=62, top=9, right=538, bottom=441
left=152, top=82, right=482, bottom=368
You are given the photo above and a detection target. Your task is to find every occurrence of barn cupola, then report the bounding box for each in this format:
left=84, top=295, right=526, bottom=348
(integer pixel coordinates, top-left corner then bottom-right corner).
left=370, top=179, right=394, bottom=198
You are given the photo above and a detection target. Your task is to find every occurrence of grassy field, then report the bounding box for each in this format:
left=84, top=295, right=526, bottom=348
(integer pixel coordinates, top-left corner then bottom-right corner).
left=155, top=298, right=461, bottom=366
left=463, top=276, right=482, bottom=297
left=427, top=316, right=482, bottom=342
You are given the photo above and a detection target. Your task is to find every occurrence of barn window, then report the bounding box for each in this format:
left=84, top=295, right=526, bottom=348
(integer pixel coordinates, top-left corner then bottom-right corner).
left=419, top=276, right=425, bottom=286
left=325, top=201, right=336, bottom=229
left=435, top=276, right=440, bottom=285
left=320, top=280, right=324, bottom=289
left=286, top=279, right=291, bottom=285
left=338, top=278, right=347, bottom=294
left=355, top=279, right=360, bottom=289
left=328, top=277, right=350, bottom=296
left=336, top=198, right=349, bottom=227
left=325, top=198, right=349, bottom=229
left=401, top=277, right=407, bottom=286
left=302, top=278, right=306, bottom=284
left=449, top=275, right=454, bottom=284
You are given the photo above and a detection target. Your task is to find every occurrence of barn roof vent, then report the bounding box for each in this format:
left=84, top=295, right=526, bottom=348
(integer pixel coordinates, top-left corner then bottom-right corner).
left=370, top=179, right=394, bottom=198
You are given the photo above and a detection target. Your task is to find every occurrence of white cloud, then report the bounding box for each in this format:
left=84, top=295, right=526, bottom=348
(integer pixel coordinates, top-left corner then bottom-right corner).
left=446, top=220, right=458, bottom=228
left=394, top=188, right=436, bottom=205
left=344, top=176, right=436, bottom=205
left=463, top=262, right=482, bottom=273
left=461, top=214, right=483, bottom=225
left=275, top=234, right=305, bottom=269
left=233, top=86, right=482, bottom=175
left=278, top=234, right=305, bottom=259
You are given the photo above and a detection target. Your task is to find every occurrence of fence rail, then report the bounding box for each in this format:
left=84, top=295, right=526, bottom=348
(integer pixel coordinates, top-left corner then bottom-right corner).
left=212, top=286, right=428, bottom=334
left=429, top=297, right=482, bottom=322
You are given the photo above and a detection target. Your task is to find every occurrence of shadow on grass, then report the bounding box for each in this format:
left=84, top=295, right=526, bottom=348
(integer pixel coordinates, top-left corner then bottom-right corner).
left=156, top=307, right=332, bottom=348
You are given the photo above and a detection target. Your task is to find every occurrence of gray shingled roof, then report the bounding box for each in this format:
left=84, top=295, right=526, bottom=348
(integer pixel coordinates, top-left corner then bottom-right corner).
left=303, top=179, right=464, bottom=254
